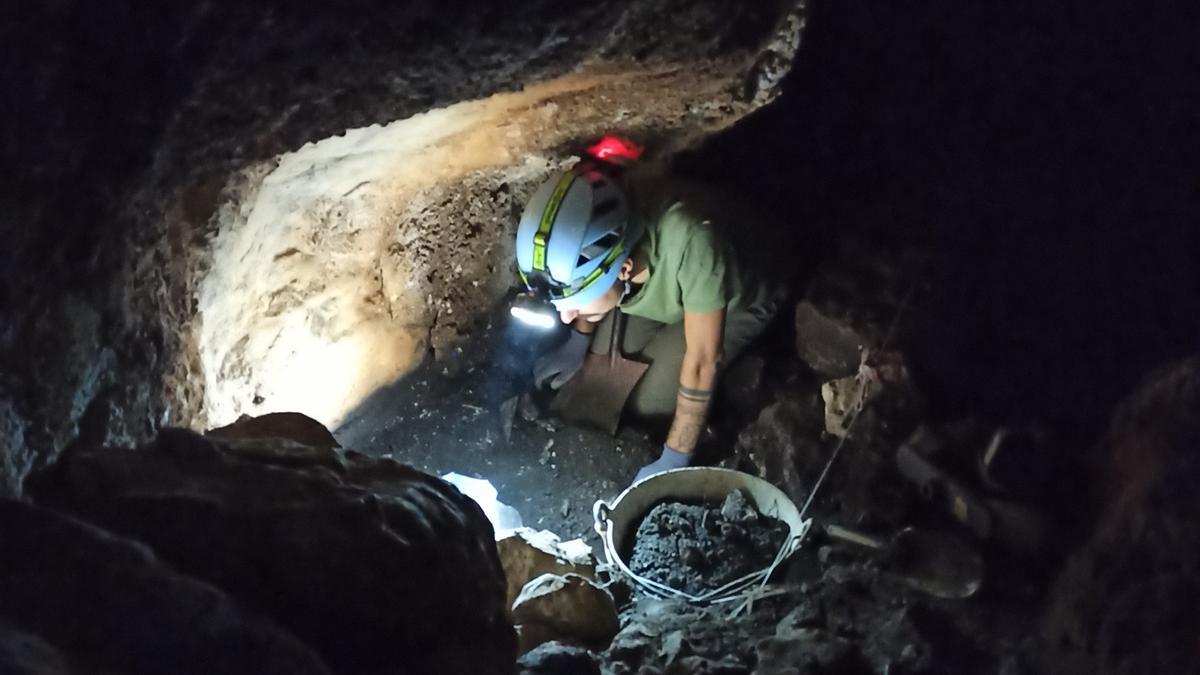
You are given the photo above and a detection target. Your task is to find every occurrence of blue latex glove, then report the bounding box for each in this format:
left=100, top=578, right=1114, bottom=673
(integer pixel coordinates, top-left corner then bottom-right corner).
left=633, top=444, right=693, bottom=483
left=533, top=329, right=590, bottom=389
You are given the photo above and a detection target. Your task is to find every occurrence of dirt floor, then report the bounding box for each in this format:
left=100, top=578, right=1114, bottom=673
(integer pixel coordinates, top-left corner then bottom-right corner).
left=336, top=308, right=660, bottom=541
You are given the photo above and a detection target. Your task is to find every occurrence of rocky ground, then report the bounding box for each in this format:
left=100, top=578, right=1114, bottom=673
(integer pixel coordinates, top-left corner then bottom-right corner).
left=336, top=309, right=660, bottom=540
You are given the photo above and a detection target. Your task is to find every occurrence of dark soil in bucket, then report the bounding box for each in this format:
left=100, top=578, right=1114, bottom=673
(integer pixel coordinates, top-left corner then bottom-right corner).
left=626, top=490, right=791, bottom=596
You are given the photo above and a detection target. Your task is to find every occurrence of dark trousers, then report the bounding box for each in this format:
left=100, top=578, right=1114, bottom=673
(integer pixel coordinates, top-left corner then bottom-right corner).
left=587, top=290, right=784, bottom=424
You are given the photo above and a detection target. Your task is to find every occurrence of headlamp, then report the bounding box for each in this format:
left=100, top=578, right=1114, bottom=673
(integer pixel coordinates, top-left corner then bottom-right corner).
left=510, top=290, right=557, bottom=329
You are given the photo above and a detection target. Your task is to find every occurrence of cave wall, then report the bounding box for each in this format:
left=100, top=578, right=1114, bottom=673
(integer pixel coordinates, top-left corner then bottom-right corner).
left=0, top=0, right=803, bottom=493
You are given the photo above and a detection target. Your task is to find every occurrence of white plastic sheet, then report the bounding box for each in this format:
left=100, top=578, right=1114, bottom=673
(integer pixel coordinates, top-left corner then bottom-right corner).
left=441, top=472, right=524, bottom=539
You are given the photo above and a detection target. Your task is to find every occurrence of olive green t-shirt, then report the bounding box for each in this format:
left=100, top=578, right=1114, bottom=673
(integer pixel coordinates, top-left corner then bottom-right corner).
left=619, top=175, right=773, bottom=324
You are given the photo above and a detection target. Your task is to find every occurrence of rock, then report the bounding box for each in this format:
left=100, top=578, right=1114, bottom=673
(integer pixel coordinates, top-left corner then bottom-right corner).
left=606, top=620, right=662, bottom=669
left=27, top=417, right=515, bottom=675
left=755, top=628, right=866, bottom=675
left=794, top=300, right=872, bottom=380
left=518, top=642, right=600, bottom=675
left=722, top=391, right=825, bottom=508
left=0, top=624, right=74, bottom=675
left=602, top=597, right=779, bottom=674
left=720, top=489, right=758, bottom=523
left=497, top=528, right=598, bottom=611
left=670, top=655, right=750, bottom=675
left=513, top=573, right=619, bottom=652
left=820, top=373, right=868, bottom=438
left=821, top=350, right=925, bottom=441
left=661, top=630, right=692, bottom=666
left=519, top=392, right=543, bottom=422
left=861, top=608, right=935, bottom=674
left=777, top=600, right=824, bottom=632
left=205, top=411, right=340, bottom=450
left=1042, top=357, right=1200, bottom=675
left=500, top=396, right=519, bottom=441
left=0, top=399, right=32, bottom=498
left=793, top=247, right=930, bottom=380
left=0, top=500, right=332, bottom=675
left=727, top=389, right=908, bottom=528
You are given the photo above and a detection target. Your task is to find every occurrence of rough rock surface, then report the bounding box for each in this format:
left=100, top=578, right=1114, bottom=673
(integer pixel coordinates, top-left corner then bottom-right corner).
left=513, top=573, right=619, bottom=653
left=518, top=642, right=601, bottom=675
left=0, top=500, right=332, bottom=675
left=820, top=350, right=925, bottom=441
left=27, top=413, right=514, bottom=675
left=1042, top=356, right=1200, bottom=675
left=0, top=400, right=32, bottom=498
left=724, top=389, right=910, bottom=529
left=626, top=491, right=790, bottom=596
left=0, top=0, right=805, bottom=493
left=794, top=246, right=932, bottom=380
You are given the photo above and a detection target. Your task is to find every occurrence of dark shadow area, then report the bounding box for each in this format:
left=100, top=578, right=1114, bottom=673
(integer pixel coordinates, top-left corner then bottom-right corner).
left=679, top=0, right=1200, bottom=438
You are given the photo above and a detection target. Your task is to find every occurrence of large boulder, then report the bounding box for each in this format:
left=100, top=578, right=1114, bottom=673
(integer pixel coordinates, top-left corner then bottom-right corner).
left=28, top=413, right=515, bottom=675
left=0, top=500, right=331, bottom=675
left=1042, top=357, right=1200, bottom=675
left=518, top=642, right=600, bottom=675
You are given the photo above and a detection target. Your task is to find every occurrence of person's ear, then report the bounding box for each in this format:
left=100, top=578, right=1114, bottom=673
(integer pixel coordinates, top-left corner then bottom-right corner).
left=617, top=257, right=634, bottom=281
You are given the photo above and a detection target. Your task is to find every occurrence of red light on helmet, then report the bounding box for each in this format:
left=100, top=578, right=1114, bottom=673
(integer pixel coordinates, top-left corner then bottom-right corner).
left=586, top=135, right=644, bottom=163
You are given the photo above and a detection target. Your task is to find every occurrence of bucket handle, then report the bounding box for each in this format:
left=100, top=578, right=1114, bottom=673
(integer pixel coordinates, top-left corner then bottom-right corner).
left=592, top=499, right=612, bottom=538
left=593, top=495, right=814, bottom=605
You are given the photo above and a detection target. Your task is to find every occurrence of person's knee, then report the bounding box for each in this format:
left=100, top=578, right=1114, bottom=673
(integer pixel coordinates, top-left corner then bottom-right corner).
left=624, top=360, right=678, bottom=429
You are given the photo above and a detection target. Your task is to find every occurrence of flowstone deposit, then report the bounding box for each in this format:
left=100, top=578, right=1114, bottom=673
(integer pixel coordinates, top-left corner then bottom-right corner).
left=626, top=490, right=789, bottom=596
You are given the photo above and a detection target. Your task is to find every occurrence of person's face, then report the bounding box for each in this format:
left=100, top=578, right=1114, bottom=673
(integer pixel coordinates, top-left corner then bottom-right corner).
left=556, top=259, right=633, bottom=324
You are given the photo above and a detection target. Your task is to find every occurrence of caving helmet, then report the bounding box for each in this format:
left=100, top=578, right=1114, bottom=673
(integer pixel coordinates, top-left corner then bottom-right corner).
left=516, top=161, right=643, bottom=311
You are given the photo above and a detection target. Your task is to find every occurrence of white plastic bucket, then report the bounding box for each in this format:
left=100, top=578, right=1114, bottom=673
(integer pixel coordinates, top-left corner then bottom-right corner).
left=592, top=467, right=812, bottom=603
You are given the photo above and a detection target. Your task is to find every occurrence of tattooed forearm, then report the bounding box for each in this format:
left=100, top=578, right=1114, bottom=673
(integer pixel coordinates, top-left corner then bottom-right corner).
left=670, top=309, right=723, bottom=453
left=667, top=386, right=712, bottom=452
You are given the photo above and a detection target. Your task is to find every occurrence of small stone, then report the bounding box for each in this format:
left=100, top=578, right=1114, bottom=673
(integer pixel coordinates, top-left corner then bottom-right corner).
left=817, top=545, right=833, bottom=566
left=680, top=546, right=707, bottom=569
left=519, top=392, right=542, bottom=422
left=824, top=565, right=853, bottom=585
left=500, top=396, right=519, bottom=442
left=660, top=630, right=689, bottom=666
left=719, top=490, right=756, bottom=523
left=560, top=499, right=571, bottom=517
left=517, top=642, right=599, bottom=675
left=670, top=655, right=749, bottom=675
left=776, top=601, right=823, bottom=633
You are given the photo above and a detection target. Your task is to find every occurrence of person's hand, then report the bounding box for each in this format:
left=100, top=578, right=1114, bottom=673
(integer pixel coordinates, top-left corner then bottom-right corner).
left=633, top=444, right=693, bottom=483
left=533, top=329, right=590, bottom=389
